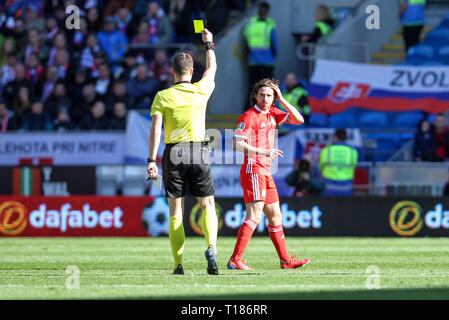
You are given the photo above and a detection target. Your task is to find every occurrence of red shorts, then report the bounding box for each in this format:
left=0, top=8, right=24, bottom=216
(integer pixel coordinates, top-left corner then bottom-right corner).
left=240, top=172, right=279, bottom=204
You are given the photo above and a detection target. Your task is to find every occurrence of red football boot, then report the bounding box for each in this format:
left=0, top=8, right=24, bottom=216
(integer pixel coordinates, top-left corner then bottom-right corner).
left=280, top=256, right=311, bottom=269
left=227, top=257, right=254, bottom=270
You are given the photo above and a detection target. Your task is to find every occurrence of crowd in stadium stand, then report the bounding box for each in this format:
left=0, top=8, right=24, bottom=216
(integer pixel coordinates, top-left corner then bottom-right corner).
left=0, top=0, right=250, bottom=132
left=413, top=113, right=449, bottom=162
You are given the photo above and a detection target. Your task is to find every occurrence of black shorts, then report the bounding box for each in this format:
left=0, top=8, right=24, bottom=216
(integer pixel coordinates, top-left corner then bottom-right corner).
left=162, top=142, right=216, bottom=198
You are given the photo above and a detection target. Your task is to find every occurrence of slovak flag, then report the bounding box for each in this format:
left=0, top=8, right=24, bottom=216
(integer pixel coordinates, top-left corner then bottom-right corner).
left=308, top=59, right=449, bottom=114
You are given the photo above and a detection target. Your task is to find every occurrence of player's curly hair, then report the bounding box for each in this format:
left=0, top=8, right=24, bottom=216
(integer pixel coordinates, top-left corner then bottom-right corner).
left=249, top=78, right=280, bottom=108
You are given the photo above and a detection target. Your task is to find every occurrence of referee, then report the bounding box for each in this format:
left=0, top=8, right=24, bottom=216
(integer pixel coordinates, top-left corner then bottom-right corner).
left=147, top=29, right=218, bottom=275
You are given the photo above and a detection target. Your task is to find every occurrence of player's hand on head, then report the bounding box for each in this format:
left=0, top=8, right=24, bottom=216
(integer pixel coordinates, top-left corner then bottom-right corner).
left=202, top=28, right=213, bottom=43
left=270, top=84, right=282, bottom=101
left=147, top=162, right=158, bottom=180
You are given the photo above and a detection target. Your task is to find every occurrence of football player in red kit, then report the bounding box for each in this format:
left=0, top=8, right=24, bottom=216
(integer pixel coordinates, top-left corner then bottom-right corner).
left=228, top=78, right=311, bottom=270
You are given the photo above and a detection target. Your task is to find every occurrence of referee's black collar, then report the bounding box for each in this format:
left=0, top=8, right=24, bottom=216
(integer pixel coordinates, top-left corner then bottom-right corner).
left=174, top=80, right=191, bottom=85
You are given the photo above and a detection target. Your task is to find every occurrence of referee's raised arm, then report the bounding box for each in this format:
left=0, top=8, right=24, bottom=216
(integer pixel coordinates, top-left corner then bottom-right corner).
left=201, top=29, right=217, bottom=82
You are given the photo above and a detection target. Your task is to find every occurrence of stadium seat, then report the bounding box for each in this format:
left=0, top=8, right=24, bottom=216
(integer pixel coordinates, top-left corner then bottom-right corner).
left=422, top=28, right=449, bottom=46
left=308, top=113, right=328, bottom=127
left=393, top=111, right=424, bottom=129
left=436, top=45, right=449, bottom=64
left=365, top=131, right=401, bottom=143
left=357, top=112, right=388, bottom=129
left=406, top=45, right=435, bottom=64
left=439, top=14, right=449, bottom=28
left=400, top=131, right=415, bottom=141
left=364, top=132, right=401, bottom=162
left=328, top=111, right=357, bottom=128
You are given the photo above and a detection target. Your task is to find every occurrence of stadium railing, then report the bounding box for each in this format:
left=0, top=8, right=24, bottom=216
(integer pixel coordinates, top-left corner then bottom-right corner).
left=373, top=161, right=449, bottom=196
left=96, top=161, right=448, bottom=197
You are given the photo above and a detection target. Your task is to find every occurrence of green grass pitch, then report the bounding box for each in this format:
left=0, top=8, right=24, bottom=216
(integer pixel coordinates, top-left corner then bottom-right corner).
left=1, top=237, right=449, bottom=300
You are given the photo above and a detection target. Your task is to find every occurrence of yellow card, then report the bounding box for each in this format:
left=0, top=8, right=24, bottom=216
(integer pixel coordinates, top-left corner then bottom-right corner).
left=193, top=20, right=204, bottom=33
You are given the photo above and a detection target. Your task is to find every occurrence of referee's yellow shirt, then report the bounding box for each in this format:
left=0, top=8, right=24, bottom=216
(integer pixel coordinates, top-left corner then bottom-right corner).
left=150, top=77, right=215, bottom=144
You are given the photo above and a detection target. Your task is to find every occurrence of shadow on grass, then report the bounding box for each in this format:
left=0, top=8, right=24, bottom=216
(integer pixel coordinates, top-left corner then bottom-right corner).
left=110, top=287, right=449, bottom=300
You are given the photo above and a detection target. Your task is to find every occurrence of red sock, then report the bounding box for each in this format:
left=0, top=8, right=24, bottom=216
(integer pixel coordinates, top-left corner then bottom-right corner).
left=231, top=218, right=257, bottom=261
left=268, top=224, right=290, bottom=263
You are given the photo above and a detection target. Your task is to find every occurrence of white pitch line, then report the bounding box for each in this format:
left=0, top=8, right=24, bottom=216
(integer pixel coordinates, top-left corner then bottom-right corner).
left=0, top=284, right=366, bottom=289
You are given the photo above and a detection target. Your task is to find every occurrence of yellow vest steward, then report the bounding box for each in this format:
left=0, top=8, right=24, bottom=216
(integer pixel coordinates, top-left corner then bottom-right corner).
left=319, top=144, right=358, bottom=181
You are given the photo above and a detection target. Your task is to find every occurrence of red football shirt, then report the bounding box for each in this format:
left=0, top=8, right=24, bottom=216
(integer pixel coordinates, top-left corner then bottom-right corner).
left=234, top=105, right=289, bottom=175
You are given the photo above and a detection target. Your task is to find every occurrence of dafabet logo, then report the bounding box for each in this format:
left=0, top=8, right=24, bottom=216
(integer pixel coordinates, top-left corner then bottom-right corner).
left=389, top=201, right=423, bottom=236
left=0, top=201, right=28, bottom=236
left=390, top=201, right=449, bottom=236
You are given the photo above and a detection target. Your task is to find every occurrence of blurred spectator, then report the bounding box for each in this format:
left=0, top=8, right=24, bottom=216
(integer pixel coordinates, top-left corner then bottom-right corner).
left=95, top=63, right=112, bottom=98
left=114, top=6, right=133, bottom=38
left=108, top=101, right=128, bottom=130
left=205, top=0, right=230, bottom=35
left=24, top=28, right=49, bottom=66
left=48, top=32, right=68, bottom=66
left=399, top=0, right=426, bottom=53
left=97, top=16, right=128, bottom=64
left=68, top=69, right=88, bottom=106
left=0, top=37, right=16, bottom=67
left=53, top=5, right=69, bottom=30
left=301, top=4, right=335, bottom=43
left=319, top=128, right=358, bottom=196
left=0, top=99, right=17, bottom=131
left=39, top=65, right=59, bottom=101
left=144, top=1, right=173, bottom=44
left=71, top=82, right=97, bottom=124
left=433, top=113, right=449, bottom=161
left=149, top=49, right=170, bottom=87
left=53, top=107, right=76, bottom=131
left=281, top=72, right=310, bottom=125
left=44, top=15, right=59, bottom=45
left=12, top=18, right=28, bottom=59
left=130, top=20, right=154, bottom=63
left=126, top=63, right=158, bottom=109
left=285, top=155, right=324, bottom=196
left=414, top=118, right=439, bottom=161
left=243, top=1, right=277, bottom=104
left=44, top=81, right=71, bottom=119
left=105, top=79, right=133, bottom=113
left=80, top=33, right=101, bottom=71
left=185, top=48, right=204, bottom=83
left=132, top=20, right=151, bottom=44
left=88, top=51, right=108, bottom=80
left=25, top=52, right=45, bottom=85
left=3, top=63, right=32, bottom=106
left=105, top=0, right=136, bottom=17
left=86, top=7, right=102, bottom=33
left=80, top=100, right=110, bottom=130
left=25, top=5, right=45, bottom=32
left=114, top=50, right=138, bottom=80
left=21, top=100, right=53, bottom=131
left=72, top=17, right=89, bottom=52
left=134, top=0, right=159, bottom=19
left=54, top=49, right=72, bottom=80
left=168, top=0, right=194, bottom=42
left=1, top=54, right=17, bottom=87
